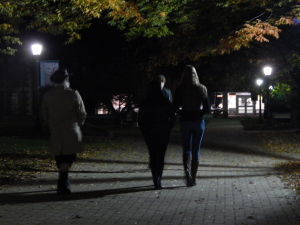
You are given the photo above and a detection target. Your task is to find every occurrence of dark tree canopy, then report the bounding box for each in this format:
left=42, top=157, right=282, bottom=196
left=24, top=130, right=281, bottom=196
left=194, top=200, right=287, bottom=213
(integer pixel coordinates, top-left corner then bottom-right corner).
left=1, top=0, right=299, bottom=57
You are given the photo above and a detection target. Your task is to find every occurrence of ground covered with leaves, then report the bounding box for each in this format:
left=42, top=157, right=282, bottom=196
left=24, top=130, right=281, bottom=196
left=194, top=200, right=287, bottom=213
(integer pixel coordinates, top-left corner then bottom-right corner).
left=1, top=118, right=300, bottom=194
left=0, top=121, right=124, bottom=189
left=241, top=117, right=300, bottom=192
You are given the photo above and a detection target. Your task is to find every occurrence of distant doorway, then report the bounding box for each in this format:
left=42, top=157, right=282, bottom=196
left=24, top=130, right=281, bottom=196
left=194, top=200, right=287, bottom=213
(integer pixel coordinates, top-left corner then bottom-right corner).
left=236, top=96, right=254, bottom=115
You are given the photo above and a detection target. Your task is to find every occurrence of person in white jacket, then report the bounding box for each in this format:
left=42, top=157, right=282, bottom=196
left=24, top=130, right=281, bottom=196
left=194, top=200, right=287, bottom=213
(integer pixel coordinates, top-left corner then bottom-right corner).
left=41, top=69, right=87, bottom=194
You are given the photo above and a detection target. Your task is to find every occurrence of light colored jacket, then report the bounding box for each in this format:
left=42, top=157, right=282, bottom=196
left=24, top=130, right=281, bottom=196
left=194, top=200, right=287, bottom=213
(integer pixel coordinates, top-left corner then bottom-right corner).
left=41, top=85, right=87, bottom=155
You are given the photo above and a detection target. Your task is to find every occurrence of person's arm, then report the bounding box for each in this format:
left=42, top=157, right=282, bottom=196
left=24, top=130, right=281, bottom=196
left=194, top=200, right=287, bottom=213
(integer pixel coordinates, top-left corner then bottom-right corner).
left=41, top=97, right=48, bottom=124
left=75, top=91, right=87, bottom=126
left=201, top=97, right=210, bottom=116
left=137, top=106, right=146, bottom=132
left=166, top=88, right=173, bottom=103
left=200, top=86, right=210, bottom=116
left=173, top=89, right=181, bottom=115
left=169, top=107, right=177, bottom=130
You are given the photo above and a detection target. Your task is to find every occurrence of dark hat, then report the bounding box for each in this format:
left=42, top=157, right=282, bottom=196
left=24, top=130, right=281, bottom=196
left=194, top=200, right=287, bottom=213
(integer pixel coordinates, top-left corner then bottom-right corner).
left=50, top=69, right=69, bottom=84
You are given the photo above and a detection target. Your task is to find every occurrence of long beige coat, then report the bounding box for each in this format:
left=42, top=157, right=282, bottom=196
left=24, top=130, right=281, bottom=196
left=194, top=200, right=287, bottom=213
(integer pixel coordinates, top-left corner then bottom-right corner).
left=41, top=85, right=87, bottom=155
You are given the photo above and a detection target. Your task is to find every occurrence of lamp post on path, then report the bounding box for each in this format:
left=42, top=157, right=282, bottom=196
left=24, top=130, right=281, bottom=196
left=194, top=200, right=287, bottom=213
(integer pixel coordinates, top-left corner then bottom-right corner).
left=31, top=43, right=43, bottom=129
left=256, top=78, right=263, bottom=123
left=263, top=66, right=272, bottom=125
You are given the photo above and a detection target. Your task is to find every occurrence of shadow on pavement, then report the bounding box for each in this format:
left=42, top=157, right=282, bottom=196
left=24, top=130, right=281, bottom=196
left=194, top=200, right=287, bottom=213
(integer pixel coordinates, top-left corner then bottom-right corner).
left=0, top=185, right=185, bottom=205
left=5, top=169, right=280, bottom=188
left=0, top=167, right=279, bottom=205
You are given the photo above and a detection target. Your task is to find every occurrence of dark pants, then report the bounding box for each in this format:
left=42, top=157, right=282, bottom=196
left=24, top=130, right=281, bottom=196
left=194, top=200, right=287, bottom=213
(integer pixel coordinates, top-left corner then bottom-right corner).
left=55, top=154, right=76, bottom=169
left=143, top=125, right=170, bottom=177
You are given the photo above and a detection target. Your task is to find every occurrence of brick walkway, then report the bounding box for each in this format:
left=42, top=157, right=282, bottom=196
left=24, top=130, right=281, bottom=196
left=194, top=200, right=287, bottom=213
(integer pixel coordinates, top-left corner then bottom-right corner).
left=1, top=118, right=300, bottom=225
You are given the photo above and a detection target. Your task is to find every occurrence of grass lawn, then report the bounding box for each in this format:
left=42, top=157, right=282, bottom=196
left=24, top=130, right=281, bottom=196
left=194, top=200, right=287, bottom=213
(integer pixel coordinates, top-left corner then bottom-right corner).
left=240, top=117, right=297, bottom=130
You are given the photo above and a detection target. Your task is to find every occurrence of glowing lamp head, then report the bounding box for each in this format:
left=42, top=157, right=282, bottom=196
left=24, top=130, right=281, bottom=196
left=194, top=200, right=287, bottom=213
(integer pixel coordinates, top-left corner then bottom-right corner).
left=31, top=44, right=42, bottom=56
left=256, top=79, right=263, bottom=86
left=263, top=66, right=272, bottom=76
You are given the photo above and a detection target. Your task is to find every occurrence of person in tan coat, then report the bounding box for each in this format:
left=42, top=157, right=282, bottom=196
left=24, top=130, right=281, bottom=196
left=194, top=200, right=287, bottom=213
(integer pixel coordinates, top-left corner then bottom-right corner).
left=41, top=69, right=87, bottom=194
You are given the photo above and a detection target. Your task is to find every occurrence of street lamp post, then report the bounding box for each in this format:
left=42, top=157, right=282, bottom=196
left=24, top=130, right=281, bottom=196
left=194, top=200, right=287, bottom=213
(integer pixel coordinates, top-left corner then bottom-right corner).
left=31, top=44, right=42, bottom=129
left=256, top=78, right=263, bottom=123
left=263, top=66, right=272, bottom=125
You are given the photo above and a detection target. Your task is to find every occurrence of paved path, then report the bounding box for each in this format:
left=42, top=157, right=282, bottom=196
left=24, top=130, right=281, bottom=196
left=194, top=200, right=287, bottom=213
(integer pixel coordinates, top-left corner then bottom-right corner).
left=1, top=118, right=300, bottom=225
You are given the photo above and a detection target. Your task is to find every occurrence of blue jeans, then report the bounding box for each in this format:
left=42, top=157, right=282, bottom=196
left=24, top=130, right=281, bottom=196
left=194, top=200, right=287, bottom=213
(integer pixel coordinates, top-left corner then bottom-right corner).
left=180, top=119, right=205, bottom=162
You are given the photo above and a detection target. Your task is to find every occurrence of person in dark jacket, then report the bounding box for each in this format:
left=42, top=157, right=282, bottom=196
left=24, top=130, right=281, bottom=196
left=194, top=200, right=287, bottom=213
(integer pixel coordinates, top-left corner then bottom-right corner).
left=138, top=80, right=176, bottom=189
left=173, top=65, right=210, bottom=187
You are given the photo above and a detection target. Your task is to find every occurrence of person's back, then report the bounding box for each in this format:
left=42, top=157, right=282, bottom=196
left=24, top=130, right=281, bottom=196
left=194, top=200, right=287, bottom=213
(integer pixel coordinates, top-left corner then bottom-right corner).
left=139, top=101, right=173, bottom=127
left=43, top=87, right=85, bottom=127
left=175, top=84, right=207, bottom=110
left=138, top=80, right=176, bottom=189
left=41, top=69, right=86, bottom=194
left=138, top=81, right=175, bottom=132
left=173, top=65, right=209, bottom=187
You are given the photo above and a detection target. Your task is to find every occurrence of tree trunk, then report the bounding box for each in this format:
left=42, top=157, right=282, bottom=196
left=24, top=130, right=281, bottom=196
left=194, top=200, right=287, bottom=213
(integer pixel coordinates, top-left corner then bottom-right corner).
left=290, top=81, right=300, bottom=126
left=297, top=82, right=300, bottom=127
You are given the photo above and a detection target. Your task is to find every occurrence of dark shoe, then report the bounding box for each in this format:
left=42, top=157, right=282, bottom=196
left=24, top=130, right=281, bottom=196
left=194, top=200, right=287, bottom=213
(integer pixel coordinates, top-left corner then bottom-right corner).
left=183, top=154, right=192, bottom=187
left=191, top=162, right=199, bottom=186
left=184, top=169, right=193, bottom=187
left=152, top=166, right=163, bottom=189
left=153, top=177, right=158, bottom=188
left=151, top=167, right=157, bottom=186
left=57, top=179, right=71, bottom=194
left=155, top=176, right=162, bottom=190
left=57, top=171, right=71, bottom=194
